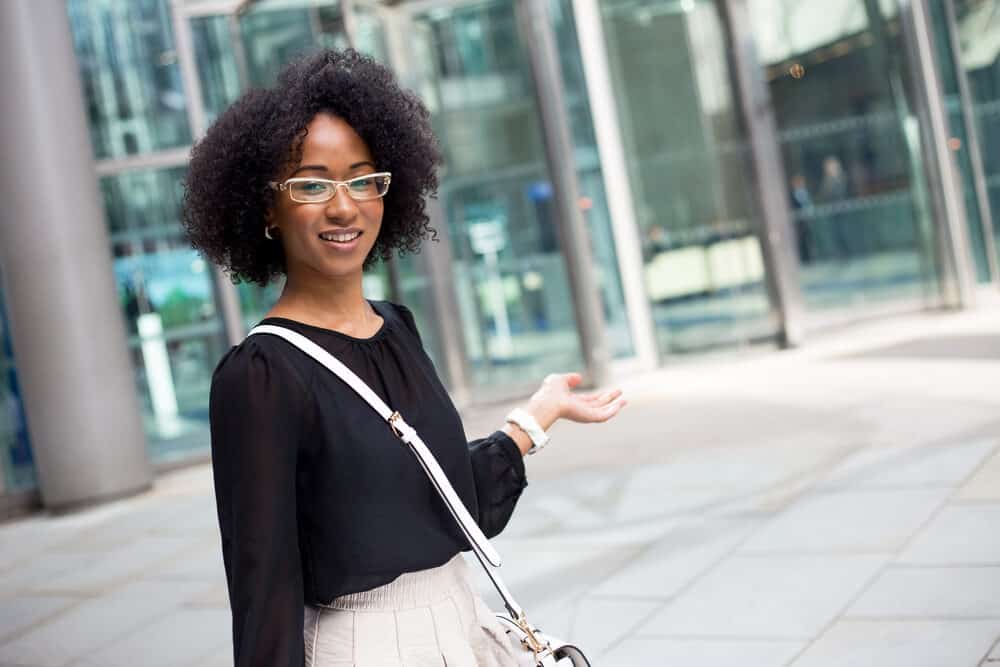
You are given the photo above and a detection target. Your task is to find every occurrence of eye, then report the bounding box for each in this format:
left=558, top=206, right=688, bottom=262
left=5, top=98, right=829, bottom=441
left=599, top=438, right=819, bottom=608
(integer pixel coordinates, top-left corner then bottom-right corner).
left=300, top=180, right=328, bottom=193
left=349, top=177, right=375, bottom=192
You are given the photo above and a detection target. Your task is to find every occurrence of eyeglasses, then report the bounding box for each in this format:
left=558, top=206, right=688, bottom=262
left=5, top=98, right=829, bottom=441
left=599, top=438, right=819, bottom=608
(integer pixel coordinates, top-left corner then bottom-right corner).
left=268, top=172, right=392, bottom=203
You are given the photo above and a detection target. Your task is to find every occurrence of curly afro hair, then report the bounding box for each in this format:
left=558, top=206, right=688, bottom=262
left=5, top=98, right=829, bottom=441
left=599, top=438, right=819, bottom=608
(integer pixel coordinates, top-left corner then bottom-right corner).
left=182, top=49, right=442, bottom=286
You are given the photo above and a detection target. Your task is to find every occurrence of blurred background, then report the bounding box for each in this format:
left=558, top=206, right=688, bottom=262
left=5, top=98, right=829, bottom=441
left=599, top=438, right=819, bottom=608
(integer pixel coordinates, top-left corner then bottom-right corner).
left=2, top=0, right=999, bottom=516
left=1, top=1, right=1000, bottom=665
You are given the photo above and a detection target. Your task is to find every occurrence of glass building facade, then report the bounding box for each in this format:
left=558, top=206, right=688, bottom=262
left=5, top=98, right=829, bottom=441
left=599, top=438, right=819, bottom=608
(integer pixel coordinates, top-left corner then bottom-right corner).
left=0, top=0, right=994, bottom=509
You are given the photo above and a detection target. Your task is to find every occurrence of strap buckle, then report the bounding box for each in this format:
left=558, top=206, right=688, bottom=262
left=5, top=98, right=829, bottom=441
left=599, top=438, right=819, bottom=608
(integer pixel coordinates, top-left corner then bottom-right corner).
left=388, top=411, right=405, bottom=439
left=514, top=612, right=550, bottom=657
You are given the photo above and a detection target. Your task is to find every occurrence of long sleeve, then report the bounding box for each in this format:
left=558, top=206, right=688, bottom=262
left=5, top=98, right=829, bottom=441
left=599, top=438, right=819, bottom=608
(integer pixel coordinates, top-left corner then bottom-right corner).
left=468, top=430, right=528, bottom=538
left=209, top=340, right=315, bottom=667
left=389, top=301, right=529, bottom=537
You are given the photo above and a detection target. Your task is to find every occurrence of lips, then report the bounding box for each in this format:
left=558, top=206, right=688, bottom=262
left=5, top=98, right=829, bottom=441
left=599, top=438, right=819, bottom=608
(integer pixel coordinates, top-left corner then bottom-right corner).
left=317, top=228, right=363, bottom=252
left=318, top=228, right=363, bottom=243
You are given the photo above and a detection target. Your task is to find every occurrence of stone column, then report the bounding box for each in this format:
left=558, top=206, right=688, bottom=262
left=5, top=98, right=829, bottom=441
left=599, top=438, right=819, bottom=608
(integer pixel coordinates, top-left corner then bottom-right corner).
left=0, top=0, right=152, bottom=510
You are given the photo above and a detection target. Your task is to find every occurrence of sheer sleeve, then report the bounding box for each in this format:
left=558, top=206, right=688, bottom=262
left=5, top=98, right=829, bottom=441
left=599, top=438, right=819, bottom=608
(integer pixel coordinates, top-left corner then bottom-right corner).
left=391, top=302, right=529, bottom=538
left=210, top=339, right=314, bottom=667
left=467, top=430, right=528, bottom=538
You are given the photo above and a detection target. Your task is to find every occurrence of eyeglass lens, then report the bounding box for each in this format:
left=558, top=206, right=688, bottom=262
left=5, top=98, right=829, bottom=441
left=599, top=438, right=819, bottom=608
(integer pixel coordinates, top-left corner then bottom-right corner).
left=288, top=174, right=390, bottom=203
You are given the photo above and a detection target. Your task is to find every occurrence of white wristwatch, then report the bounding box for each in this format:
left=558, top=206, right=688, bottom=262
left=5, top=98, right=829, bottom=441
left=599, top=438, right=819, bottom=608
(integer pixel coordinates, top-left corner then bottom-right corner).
left=505, top=408, right=550, bottom=455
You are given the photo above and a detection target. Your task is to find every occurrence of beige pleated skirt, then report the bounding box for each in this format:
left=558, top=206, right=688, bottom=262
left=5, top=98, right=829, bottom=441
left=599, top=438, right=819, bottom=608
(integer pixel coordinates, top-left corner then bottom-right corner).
left=303, top=554, right=535, bottom=666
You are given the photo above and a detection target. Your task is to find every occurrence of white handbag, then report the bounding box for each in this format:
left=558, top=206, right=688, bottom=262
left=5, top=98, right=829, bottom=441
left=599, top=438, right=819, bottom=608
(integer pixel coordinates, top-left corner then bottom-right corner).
left=248, top=325, right=591, bottom=666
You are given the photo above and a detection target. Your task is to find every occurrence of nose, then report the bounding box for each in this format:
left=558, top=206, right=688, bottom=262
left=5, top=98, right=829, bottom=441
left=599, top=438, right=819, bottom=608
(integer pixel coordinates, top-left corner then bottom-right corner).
left=324, top=184, right=360, bottom=218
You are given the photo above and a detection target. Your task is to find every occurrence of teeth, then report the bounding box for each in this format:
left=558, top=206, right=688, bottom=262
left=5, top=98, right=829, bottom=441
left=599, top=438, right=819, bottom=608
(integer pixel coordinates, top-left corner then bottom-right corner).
left=320, top=231, right=361, bottom=242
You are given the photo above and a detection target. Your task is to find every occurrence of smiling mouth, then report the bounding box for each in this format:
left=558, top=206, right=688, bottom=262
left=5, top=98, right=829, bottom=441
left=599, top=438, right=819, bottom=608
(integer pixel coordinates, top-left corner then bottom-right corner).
left=318, top=230, right=363, bottom=244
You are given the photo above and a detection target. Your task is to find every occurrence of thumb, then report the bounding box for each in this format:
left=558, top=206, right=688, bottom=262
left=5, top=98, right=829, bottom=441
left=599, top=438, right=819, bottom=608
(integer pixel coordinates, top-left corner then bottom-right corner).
left=564, top=372, right=584, bottom=387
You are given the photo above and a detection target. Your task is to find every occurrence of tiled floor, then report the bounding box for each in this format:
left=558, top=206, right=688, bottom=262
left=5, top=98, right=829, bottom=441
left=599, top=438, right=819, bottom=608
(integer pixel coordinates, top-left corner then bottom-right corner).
left=2, top=305, right=1000, bottom=666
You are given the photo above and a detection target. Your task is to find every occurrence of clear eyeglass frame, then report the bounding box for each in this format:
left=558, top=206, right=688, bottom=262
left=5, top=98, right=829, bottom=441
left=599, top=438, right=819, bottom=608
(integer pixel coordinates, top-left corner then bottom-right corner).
left=268, top=172, right=392, bottom=203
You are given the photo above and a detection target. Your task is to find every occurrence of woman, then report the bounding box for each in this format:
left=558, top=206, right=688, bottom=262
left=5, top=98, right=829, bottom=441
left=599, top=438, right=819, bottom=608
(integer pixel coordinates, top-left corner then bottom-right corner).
left=183, top=49, right=626, bottom=667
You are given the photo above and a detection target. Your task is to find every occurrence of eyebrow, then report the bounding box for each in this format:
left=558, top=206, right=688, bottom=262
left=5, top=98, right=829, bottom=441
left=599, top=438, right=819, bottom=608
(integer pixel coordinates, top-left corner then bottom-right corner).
left=290, top=161, right=376, bottom=176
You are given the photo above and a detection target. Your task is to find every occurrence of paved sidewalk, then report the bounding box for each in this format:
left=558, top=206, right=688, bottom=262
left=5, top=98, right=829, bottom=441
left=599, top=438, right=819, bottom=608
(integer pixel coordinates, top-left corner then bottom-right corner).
left=1, top=303, right=999, bottom=666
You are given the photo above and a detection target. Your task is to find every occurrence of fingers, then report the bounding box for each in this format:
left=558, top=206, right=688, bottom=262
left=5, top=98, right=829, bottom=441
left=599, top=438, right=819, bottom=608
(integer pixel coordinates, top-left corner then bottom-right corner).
left=567, top=394, right=627, bottom=423
left=580, top=388, right=623, bottom=404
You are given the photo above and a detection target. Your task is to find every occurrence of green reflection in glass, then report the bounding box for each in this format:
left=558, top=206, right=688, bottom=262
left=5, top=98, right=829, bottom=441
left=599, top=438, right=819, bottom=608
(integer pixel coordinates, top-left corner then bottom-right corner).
left=193, top=15, right=245, bottom=126
left=600, top=0, right=776, bottom=353
left=239, top=1, right=350, bottom=88
left=102, top=167, right=227, bottom=461
left=66, top=0, right=192, bottom=159
left=410, top=1, right=585, bottom=389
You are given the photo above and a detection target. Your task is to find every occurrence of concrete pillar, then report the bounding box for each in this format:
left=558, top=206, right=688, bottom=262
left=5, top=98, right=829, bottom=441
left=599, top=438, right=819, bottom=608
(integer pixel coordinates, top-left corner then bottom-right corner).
left=0, top=0, right=152, bottom=510
left=516, top=0, right=612, bottom=388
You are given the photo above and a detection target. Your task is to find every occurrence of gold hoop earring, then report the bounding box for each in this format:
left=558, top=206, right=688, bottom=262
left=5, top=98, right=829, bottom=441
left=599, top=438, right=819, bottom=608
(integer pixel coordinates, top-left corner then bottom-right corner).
left=265, top=226, right=278, bottom=240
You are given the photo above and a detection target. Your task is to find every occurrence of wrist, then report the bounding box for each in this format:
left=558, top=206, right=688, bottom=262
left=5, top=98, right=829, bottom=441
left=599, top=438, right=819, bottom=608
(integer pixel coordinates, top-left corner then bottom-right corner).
left=503, top=404, right=556, bottom=456
left=525, top=397, right=561, bottom=431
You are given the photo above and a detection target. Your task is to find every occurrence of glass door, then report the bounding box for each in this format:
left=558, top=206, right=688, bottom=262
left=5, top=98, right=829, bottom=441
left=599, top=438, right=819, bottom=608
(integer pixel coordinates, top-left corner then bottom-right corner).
left=599, top=0, right=778, bottom=354
left=748, top=0, right=941, bottom=314
left=395, top=0, right=587, bottom=391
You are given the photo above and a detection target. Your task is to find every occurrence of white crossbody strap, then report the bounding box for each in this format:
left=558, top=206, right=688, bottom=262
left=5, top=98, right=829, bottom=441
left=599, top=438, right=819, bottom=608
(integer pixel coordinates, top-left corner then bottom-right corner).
left=247, top=325, right=526, bottom=617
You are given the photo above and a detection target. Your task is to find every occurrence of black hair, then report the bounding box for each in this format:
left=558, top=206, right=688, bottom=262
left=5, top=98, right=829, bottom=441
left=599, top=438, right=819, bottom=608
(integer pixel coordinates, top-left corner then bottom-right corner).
left=182, top=49, right=442, bottom=286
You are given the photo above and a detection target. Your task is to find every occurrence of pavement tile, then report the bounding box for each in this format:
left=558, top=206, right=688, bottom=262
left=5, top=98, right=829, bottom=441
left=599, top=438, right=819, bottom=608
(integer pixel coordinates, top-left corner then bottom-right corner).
left=898, top=505, right=1000, bottom=565
left=0, top=553, right=100, bottom=597
left=637, top=554, right=887, bottom=639
left=790, top=619, right=1000, bottom=667
left=0, top=595, right=78, bottom=643
left=33, top=536, right=199, bottom=595
left=601, top=638, right=804, bottom=667
left=151, top=544, right=226, bottom=582
left=848, top=566, right=1000, bottom=618
left=958, top=448, right=1000, bottom=501
left=567, top=597, right=661, bottom=655
left=470, top=545, right=643, bottom=615
left=740, top=489, right=949, bottom=553
left=988, top=636, right=1000, bottom=661
left=613, top=485, right=746, bottom=522
left=592, top=518, right=758, bottom=599
left=818, top=439, right=998, bottom=489
left=194, top=644, right=233, bottom=667
left=0, top=580, right=207, bottom=666
left=69, top=608, right=230, bottom=667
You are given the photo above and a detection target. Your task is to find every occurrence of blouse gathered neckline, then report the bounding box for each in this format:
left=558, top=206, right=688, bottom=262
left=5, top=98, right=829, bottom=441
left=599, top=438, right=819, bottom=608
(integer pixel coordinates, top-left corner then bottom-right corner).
left=259, top=299, right=388, bottom=343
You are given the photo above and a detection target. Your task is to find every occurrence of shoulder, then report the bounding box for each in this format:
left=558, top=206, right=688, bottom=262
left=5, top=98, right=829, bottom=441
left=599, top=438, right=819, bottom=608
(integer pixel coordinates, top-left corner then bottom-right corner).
left=377, top=300, right=422, bottom=339
left=211, top=333, right=312, bottom=398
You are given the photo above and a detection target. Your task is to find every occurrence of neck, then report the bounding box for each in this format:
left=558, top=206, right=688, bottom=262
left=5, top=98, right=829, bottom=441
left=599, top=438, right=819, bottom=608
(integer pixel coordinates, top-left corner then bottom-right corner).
left=273, top=265, right=373, bottom=327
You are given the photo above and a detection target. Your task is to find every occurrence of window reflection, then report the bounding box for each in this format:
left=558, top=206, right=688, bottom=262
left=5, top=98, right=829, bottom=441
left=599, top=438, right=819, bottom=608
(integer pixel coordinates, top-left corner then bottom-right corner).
left=411, top=1, right=585, bottom=388
left=601, top=0, right=776, bottom=353
left=102, top=167, right=226, bottom=459
left=66, top=0, right=192, bottom=159
left=751, top=0, right=939, bottom=311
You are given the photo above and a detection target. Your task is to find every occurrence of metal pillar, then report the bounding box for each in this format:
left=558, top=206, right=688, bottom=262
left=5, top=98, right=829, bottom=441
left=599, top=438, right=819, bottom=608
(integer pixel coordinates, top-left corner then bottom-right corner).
left=0, top=0, right=152, bottom=510
left=515, top=0, right=612, bottom=387
left=900, top=0, right=977, bottom=308
left=571, top=0, right=660, bottom=371
left=418, top=197, right=475, bottom=407
left=171, top=0, right=247, bottom=345
left=719, top=0, right=805, bottom=347
left=943, top=0, right=1000, bottom=285
left=371, top=2, right=475, bottom=403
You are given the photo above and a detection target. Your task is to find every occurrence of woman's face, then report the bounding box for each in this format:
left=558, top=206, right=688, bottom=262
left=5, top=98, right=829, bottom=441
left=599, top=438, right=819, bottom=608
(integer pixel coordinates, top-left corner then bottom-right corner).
left=268, top=112, right=384, bottom=282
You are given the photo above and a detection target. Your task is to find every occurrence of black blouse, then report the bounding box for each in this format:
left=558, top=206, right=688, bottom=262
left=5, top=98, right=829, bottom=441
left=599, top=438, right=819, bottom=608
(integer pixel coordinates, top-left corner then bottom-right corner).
left=209, top=299, right=528, bottom=667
